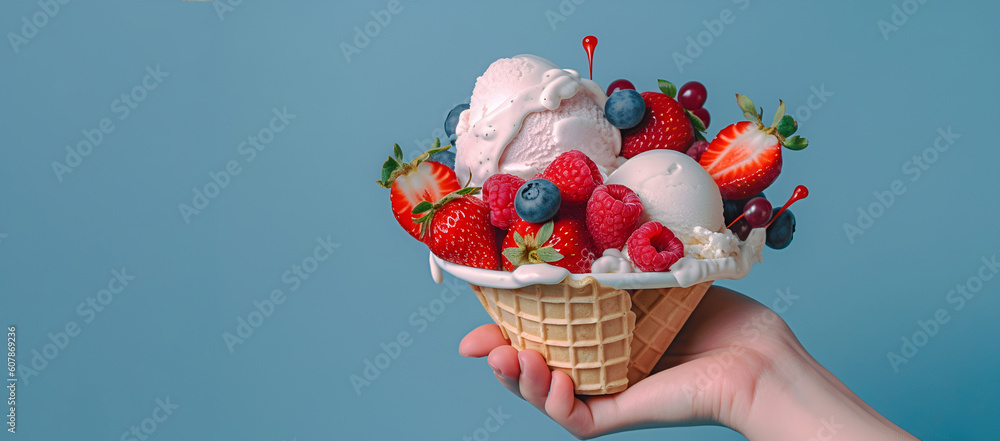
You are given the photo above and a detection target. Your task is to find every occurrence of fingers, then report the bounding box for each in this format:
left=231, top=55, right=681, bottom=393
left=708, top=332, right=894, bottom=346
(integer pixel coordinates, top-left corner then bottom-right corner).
left=517, top=350, right=552, bottom=411
left=459, top=324, right=509, bottom=358
left=487, top=345, right=522, bottom=398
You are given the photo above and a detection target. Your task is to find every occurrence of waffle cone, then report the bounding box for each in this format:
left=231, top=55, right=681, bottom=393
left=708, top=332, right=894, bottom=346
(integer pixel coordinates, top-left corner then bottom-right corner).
left=626, top=281, right=712, bottom=385
left=471, top=277, right=636, bottom=395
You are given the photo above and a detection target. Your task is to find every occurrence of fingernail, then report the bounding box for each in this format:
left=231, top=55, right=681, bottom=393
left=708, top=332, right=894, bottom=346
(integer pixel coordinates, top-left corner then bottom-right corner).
left=488, top=360, right=503, bottom=377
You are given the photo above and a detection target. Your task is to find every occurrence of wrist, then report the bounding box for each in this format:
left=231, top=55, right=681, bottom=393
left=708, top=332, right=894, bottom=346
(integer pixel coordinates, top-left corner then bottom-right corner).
left=736, top=351, right=916, bottom=441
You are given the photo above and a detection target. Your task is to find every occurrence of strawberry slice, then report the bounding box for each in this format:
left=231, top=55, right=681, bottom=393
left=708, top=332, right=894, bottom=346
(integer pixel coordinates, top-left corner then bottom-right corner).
left=377, top=140, right=461, bottom=241
left=699, top=95, right=809, bottom=200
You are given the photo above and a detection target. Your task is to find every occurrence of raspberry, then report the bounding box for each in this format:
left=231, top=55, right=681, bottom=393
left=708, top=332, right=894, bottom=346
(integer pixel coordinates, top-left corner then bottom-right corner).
left=482, top=173, right=525, bottom=228
left=539, top=150, right=603, bottom=203
left=586, top=185, right=643, bottom=251
left=626, top=221, right=684, bottom=272
left=686, top=140, right=709, bottom=163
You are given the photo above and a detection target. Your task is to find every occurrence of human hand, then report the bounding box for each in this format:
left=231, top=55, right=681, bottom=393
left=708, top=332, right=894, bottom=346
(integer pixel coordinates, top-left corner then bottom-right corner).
left=459, top=285, right=918, bottom=440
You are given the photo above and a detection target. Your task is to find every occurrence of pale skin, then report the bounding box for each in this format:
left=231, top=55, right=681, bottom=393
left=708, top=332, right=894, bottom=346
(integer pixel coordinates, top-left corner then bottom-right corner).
left=459, top=286, right=919, bottom=440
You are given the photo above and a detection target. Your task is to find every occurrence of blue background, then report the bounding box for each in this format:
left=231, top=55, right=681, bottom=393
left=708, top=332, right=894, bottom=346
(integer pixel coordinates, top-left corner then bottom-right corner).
left=1, top=0, right=998, bottom=440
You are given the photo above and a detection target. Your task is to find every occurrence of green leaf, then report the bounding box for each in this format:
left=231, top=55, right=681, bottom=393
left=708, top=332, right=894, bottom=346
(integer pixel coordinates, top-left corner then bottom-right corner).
left=771, top=100, right=785, bottom=127
left=777, top=115, right=797, bottom=137
left=685, top=109, right=706, bottom=132
left=455, top=186, right=480, bottom=196
left=378, top=156, right=399, bottom=187
left=411, top=201, right=434, bottom=215
left=694, top=130, right=707, bottom=142
left=657, top=79, right=677, bottom=98
left=736, top=94, right=756, bottom=115
left=743, top=111, right=758, bottom=122
left=502, top=247, right=525, bottom=266
left=536, top=221, right=555, bottom=244
left=782, top=135, right=809, bottom=151
left=535, top=247, right=564, bottom=263
left=432, top=138, right=441, bottom=149
left=513, top=231, right=525, bottom=248
left=393, top=143, right=403, bottom=162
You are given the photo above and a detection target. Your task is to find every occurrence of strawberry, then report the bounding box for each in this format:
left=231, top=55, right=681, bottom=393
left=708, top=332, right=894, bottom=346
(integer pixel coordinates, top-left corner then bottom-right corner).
left=620, top=80, right=697, bottom=158
left=376, top=140, right=461, bottom=241
left=412, top=188, right=500, bottom=270
left=501, top=217, right=597, bottom=274
left=699, top=95, right=809, bottom=200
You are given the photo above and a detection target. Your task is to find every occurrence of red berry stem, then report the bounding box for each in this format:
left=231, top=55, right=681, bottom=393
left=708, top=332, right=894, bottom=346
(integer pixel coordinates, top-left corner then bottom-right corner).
left=726, top=213, right=746, bottom=229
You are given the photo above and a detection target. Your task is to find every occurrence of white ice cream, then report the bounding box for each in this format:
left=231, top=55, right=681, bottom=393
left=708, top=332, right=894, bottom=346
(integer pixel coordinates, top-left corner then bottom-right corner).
left=454, top=55, right=621, bottom=187
left=605, top=149, right=724, bottom=244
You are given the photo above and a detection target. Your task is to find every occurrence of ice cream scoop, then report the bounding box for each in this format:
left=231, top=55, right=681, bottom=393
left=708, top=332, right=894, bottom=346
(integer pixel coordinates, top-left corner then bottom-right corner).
left=606, top=149, right=724, bottom=243
left=454, top=55, right=621, bottom=187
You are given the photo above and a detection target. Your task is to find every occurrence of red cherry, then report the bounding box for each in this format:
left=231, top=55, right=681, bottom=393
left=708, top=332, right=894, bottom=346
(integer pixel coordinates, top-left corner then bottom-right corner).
left=691, top=107, right=711, bottom=128
left=678, top=81, right=707, bottom=110
left=605, top=79, right=635, bottom=97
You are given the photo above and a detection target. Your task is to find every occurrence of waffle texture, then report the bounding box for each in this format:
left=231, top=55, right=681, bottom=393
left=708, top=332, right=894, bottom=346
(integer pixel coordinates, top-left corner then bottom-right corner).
left=471, top=277, right=635, bottom=395
left=626, top=281, right=712, bottom=384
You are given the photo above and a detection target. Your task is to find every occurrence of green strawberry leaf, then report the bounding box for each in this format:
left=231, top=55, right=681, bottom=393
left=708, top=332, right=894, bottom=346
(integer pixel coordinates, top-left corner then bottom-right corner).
left=777, top=115, right=797, bottom=137
left=782, top=135, right=809, bottom=151
left=736, top=94, right=756, bottom=116
left=393, top=143, right=403, bottom=162
left=502, top=247, right=526, bottom=266
left=535, top=247, right=564, bottom=263
left=536, top=221, right=555, bottom=244
left=694, top=130, right=707, bottom=142
left=771, top=100, right=785, bottom=128
left=411, top=201, right=434, bottom=215
left=684, top=109, right=706, bottom=132
left=455, top=186, right=480, bottom=196
left=657, top=79, right=677, bottom=98
left=513, top=231, right=525, bottom=248
left=377, top=156, right=400, bottom=188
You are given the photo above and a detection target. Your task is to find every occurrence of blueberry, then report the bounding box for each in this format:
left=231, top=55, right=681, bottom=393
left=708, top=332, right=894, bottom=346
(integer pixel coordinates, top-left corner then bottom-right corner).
left=428, top=149, right=456, bottom=170
left=515, top=178, right=561, bottom=223
left=765, top=208, right=795, bottom=250
left=604, top=89, right=645, bottom=129
left=444, top=104, right=470, bottom=146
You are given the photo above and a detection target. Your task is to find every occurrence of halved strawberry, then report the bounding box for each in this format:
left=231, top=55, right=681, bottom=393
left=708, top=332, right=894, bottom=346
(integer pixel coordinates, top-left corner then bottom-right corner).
left=620, top=80, right=695, bottom=158
left=412, top=188, right=500, bottom=270
left=376, top=140, right=461, bottom=241
left=501, top=217, right=597, bottom=274
left=699, top=95, right=809, bottom=200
